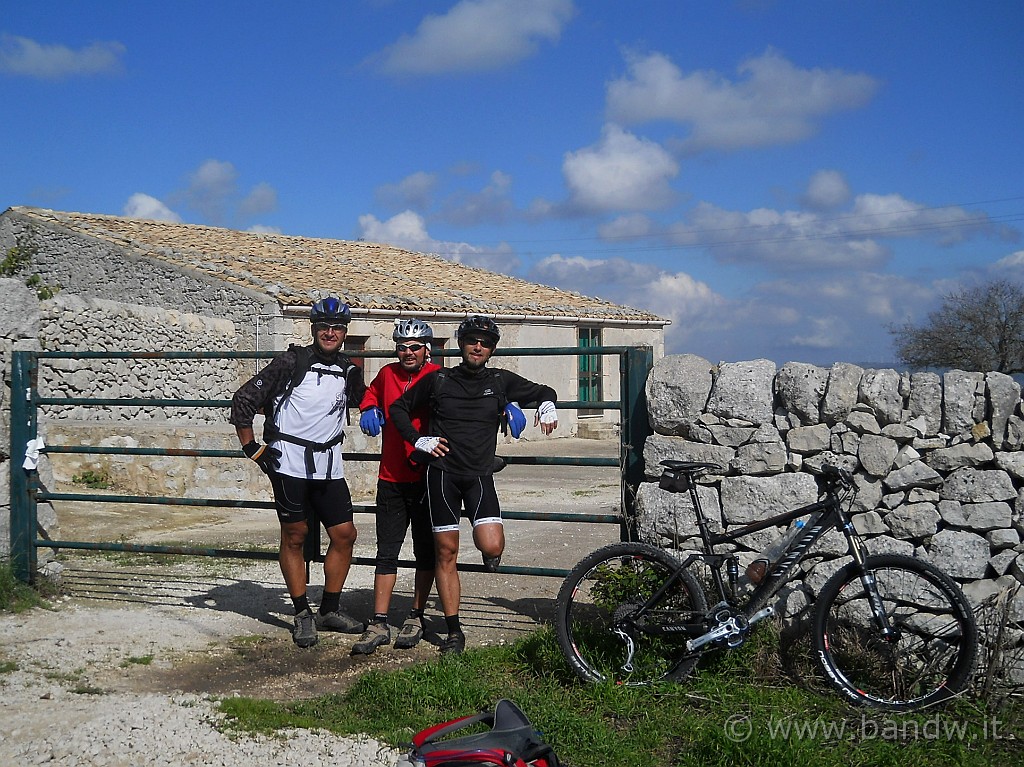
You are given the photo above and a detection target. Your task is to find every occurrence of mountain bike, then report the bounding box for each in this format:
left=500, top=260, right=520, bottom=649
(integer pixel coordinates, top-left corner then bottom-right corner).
left=554, top=461, right=978, bottom=710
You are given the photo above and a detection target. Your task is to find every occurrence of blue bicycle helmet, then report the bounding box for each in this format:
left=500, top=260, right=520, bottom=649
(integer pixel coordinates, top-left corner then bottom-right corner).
left=310, top=296, right=351, bottom=325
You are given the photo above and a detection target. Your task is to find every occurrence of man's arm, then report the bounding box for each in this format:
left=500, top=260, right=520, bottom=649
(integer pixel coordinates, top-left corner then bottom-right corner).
left=388, top=372, right=434, bottom=445
left=228, top=352, right=294, bottom=433
left=345, top=359, right=367, bottom=413
left=389, top=370, right=450, bottom=458
left=502, top=371, right=559, bottom=436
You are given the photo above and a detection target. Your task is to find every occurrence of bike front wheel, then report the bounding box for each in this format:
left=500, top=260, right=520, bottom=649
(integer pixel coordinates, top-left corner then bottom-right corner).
left=555, top=542, right=708, bottom=685
left=812, top=553, right=978, bottom=710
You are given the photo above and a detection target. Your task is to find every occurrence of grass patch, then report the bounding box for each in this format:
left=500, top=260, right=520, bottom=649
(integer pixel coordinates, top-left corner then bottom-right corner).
left=217, top=628, right=1024, bottom=766
left=0, top=559, right=49, bottom=613
left=71, top=469, right=112, bottom=489
left=0, top=659, right=18, bottom=674
left=71, top=683, right=106, bottom=695
left=121, top=655, right=154, bottom=667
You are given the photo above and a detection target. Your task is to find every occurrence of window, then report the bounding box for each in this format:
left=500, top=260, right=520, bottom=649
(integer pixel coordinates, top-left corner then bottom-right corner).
left=344, top=336, right=368, bottom=369
left=578, top=327, right=602, bottom=415
left=432, top=337, right=450, bottom=367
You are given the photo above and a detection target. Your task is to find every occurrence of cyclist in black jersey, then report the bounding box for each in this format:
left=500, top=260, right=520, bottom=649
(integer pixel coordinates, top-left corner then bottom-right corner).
left=390, top=315, right=559, bottom=655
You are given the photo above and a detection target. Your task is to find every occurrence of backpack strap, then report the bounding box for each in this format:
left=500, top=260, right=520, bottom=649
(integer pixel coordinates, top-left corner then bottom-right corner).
left=413, top=711, right=494, bottom=748
left=264, top=344, right=352, bottom=473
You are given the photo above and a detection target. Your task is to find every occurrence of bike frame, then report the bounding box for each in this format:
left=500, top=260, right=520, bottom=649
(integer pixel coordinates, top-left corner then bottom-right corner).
left=630, top=470, right=879, bottom=642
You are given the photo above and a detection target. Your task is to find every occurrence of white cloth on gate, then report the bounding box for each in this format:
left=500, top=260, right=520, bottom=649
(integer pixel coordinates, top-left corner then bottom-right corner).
left=22, top=437, right=45, bottom=470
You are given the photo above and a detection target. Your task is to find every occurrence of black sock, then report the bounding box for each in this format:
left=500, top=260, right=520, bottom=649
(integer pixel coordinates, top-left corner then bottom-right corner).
left=319, top=591, right=340, bottom=615
left=292, top=594, right=311, bottom=615
left=409, top=608, right=425, bottom=622
left=373, top=612, right=389, bottom=626
left=445, top=615, right=462, bottom=635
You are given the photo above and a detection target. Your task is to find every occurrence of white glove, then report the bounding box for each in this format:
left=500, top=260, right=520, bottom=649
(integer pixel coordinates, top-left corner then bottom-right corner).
left=537, top=401, right=557, bottom=425
left=415, top=436, right=442, bottom=453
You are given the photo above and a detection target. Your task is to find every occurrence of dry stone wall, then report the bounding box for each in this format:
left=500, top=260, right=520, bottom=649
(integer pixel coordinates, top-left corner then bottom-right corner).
left=640, top=354, right=1024, bottom=632
left=37, top=293, right=241, bottom=423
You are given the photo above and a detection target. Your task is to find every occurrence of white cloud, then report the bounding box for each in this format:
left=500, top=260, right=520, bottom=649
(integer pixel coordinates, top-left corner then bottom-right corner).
left=357, top=210, right=518, bottom=271
left=606, top=49, right=879, bottom=152
left=374, top=0, right=575, bottom=75
left=530, top=253, right=726, bottom=341
left=0, top=34, right=125, bottom=79
left=994, top=250, right=1024, bottom=271
left=848, top=193, right=995, bottom=244
left=182, top=159, right=238, bottom=223
left=597, top=213, right=655, bottom=240
left=667, top=192, right=1008, bottom=271
left=123, top=193, right=181, bottom=223
left=440, top=170, right=515, bottom=225
left=668, top=201, right=890, bottom=270
left=239, top=182, right=278, bottom=217
left=563, top=125, right=678, bottom=212
left=246, top=224, right=282, bottom=234
left=375, top=171, right=439, bottom=211
left=803, top=170, right=851, bottom=210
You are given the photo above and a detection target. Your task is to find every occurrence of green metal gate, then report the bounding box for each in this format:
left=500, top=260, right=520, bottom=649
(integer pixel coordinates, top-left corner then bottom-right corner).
left=8, top=346, right=653, bottom=583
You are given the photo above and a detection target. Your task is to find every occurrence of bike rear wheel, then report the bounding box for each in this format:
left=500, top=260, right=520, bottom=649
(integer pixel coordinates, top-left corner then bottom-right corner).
left=555, top=542, right=708, bottom=685
left=812, top=553, right=977, bottom=710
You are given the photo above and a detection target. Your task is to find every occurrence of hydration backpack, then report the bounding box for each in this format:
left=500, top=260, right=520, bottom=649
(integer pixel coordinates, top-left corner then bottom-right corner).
left=397, top=699, right=562, bottom=767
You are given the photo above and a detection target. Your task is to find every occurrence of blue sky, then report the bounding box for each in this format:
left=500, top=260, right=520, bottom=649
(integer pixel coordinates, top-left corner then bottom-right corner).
left=2, top=1, right=1021, bottom=366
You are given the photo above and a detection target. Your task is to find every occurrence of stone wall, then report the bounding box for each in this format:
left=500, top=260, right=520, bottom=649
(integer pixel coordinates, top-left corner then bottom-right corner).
left=639, top=355, right=1024, bottom=633
left=0, top=282, right=378, bottom=566
left=0, top=211, right=278, bottom=351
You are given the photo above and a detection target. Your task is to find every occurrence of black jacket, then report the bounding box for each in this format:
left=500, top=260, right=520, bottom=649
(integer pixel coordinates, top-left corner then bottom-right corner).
left=389, top=363, right=556, bottom=476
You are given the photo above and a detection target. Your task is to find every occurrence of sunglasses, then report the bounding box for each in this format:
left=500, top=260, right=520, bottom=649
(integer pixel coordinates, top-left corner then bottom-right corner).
left=462, top=336, right=496, bottom=349
left=313, top=322, right=348, bottom=332
left=396, top=342, right=427, bottom=353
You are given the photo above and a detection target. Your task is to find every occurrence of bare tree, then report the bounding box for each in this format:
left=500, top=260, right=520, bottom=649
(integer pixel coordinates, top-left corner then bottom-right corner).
left=890, top=279, right=1024, bottom=374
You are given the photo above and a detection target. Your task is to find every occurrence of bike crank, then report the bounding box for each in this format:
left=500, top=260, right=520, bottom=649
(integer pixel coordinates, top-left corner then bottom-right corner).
left=686, top=606, right=774, bottom=652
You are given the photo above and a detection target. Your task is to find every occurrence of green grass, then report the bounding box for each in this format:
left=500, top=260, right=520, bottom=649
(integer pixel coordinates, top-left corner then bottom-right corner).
left=121, top=655, right=154, bottom=667
left=217, top=627, right=1023, bottom=767
left=0, top=559, right=49, bottom=613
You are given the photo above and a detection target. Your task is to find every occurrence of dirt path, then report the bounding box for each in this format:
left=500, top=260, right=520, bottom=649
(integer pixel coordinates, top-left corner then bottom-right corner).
left=12, top=437, right=622, bottom=700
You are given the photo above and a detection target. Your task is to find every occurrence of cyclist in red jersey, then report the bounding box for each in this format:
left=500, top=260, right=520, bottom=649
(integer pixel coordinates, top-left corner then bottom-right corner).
left=352, top=318, right=441, bottom=654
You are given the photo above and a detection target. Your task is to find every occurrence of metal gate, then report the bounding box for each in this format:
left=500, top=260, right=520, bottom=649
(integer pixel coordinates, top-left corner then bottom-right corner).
left=8, top=345, right=653, bottom=583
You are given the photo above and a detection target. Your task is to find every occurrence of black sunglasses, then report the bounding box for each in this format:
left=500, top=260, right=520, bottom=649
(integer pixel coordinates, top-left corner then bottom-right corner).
left=462, top=335, right=496, bottom=349
left=396, top=343, right=427, bottom=353
left=313, top=322, right=348, bottom=332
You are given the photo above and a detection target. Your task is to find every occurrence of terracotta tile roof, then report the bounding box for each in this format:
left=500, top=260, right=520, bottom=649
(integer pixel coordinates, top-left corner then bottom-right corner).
left=12, top=207, right=667, bottom=323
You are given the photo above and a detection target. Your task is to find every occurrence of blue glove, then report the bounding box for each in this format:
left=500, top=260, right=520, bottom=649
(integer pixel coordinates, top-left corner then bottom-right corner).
left=359, top=407, right=385, bottom=437
left=504, top=402, right=526, bottom=439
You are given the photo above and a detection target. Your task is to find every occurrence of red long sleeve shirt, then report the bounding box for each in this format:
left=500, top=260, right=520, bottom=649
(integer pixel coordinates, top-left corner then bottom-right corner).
left=359, top=360, right=441, bottom=483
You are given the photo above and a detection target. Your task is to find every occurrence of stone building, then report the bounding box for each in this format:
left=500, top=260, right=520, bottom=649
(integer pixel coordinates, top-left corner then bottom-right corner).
left=0, top=206, right=669, bottom=439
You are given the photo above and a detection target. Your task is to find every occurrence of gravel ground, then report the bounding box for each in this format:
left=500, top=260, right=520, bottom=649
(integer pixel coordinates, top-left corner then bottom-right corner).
left=0, top=582, right=402, bottom=766
left=1, top=438, right=620, bottom=765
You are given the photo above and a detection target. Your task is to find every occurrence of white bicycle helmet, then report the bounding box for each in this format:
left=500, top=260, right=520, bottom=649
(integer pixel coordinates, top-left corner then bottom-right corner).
left=393, top=318, right=433, bottom=342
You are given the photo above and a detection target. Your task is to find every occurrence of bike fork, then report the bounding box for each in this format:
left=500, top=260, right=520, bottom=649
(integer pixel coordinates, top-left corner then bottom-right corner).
left=860, top=571, right=898, bottom=641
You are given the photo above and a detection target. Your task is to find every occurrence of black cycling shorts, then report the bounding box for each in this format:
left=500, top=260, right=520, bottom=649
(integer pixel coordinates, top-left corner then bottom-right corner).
left=425, top=465, right=502, bottom=534
left=374, top=478, right=435, bottom=574
left=268, top=473, right=354, bottom=527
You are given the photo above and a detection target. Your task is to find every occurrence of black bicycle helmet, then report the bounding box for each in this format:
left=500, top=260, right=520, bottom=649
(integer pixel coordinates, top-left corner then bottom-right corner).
left=456, top=315, right=500, bottom=343
left=393, top=318, right=433, bottom=342
left=309, top=296, right=351, bottom=325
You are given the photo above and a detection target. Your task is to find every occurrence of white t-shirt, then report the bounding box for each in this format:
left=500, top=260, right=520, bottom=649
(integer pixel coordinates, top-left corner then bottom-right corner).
left=270, top=361, right=350, bottom=479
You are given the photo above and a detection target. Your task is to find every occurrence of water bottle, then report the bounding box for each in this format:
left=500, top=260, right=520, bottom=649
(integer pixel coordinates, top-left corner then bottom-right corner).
left=745, top=519, right=805, bottom=584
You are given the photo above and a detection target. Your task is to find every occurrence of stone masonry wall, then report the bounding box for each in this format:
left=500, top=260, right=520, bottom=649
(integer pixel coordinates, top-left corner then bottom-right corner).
left=0, top=210, right=278, bottom=352
left=639, top=354, right=1024, bottom=651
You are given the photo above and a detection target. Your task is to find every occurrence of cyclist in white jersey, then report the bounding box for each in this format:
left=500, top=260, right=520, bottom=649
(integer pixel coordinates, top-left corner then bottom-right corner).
left=230, top=295, right=366, bottom=648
